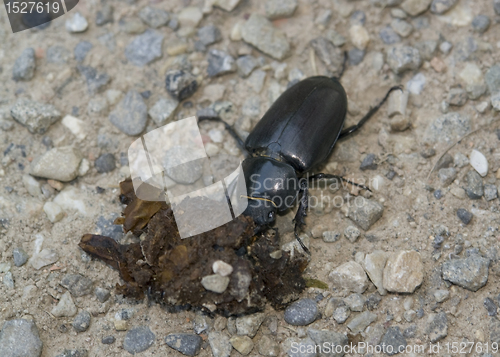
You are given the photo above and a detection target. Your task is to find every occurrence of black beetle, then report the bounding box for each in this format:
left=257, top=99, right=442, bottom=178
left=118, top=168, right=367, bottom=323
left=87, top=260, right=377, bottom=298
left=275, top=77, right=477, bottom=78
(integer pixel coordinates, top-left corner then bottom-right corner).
left=200, top=73, right=400, bottom=253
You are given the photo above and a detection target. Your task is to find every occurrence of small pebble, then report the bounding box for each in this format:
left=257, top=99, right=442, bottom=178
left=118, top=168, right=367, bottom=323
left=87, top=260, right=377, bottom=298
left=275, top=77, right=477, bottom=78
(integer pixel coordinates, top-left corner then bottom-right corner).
left=66, top=12, right=88, bottom=33
left=198, top=25, right=222, bottom=46
left=95, top=287, right=111, bottom=302
left=102, top=336, right=116, bottom=344
left=123, top=326, right=155, bottom=354
left=265, top=0, right=298, bottom=19
left=201, top=274, right=230, bottom=293
left=387, top=45, right=422, bottom=74
left=13, top=48, right=36, bottom=81
left=138, top=6, right=169, bottom=28
left=472, top=15, right=490, bottom=33
left=456, top=208, right=473, bottom=225
left=344, top=225, right=360, bottom=242
left=165, top=69, right=198, bottom=101
left=484, top=184, right=498, bottom=201
left=125, top=30, right=164, bottom=66
left=109, top=90, right=148, bottom=136
left=434, top=289, right=450, bottom=302
left=322, top=231, right=340, bottom=243
left=72, top=310, right=91, bottom=332
left=484, top=298, right=497, bottom=316
left=95, top=153, right=116, bottom=173
left=284, top=299, right=318, bottom=326
left=165, top=333, right=202, bottom=356
left=13, top=247, right=29, bottom=266
left=465, top=170, right=484, bottom=199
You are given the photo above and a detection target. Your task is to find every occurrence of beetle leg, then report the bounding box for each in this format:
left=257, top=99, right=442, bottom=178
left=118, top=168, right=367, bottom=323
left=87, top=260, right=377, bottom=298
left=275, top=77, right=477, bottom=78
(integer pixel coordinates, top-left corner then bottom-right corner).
left=198, top=116, right=249, bottom=156
left=293, top=180, right=310, bottom=254
left=309, top=173, right=371, bottom=192
left=338, top=85, right=403, bottom=140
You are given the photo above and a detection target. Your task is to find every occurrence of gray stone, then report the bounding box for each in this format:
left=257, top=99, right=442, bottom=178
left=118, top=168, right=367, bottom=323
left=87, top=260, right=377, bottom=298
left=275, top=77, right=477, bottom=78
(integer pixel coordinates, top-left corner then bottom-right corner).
left=241, top=14, right=290, bottom=60
left=265, top=0, right=298, bottom=19
left=330, top=261, right=368, bottom=293
left=492, top=92, right=500, bottom=111
left=257, top=335, right=279, bottom=356
left=98, top=32, right=116, bottom=52
left=235, top=313, right=265, bottom=337
left=201, top=274, right=230, bottom=293
left=315, top=9, right=332, bottom=26
left=426, top=312, right=448, bottom=343
left=47, top=46, right=70, bottom=64
left=324, top=297, right=345, bottom=317
left=149, top=97, right=178, bottom=125
left=490, top=317, right=500, bottom=345
left=55, top=348, right=88, bottom=357
left=125, top=30, right=164, bottom=66
left=326, top=29, right=347, bottom=47
left=208, top=331, right=232, bottom=357
left=347, top=311, right=377, bottom=334
left=229, top=336, right=253, bottom=355
left=442, top=254, right=489, bottom=291
left=13, top=48, right=36, bottom=81
left=455, top=38, right=477, bottom=61
left=165, top=69, right=198, bottom=101
left=163, top=145, right=204, bottom=184
left=350, top=10, right=366, bottom=25
left=95, top=153, right=116, bottom=173
left=423, top=112, right=471, bottom=144
left=284, top=299, right=318, bottom=326
left=383, top=250, right=424, bottom=293
left=379, top=26, right=401, bottom=44
left=66, top=12, right=88, bottom=32
left=119, top=17, right=146, bottom=34
left=465, top=170, right=484, bottom=199
left=96, top=3, right=113, bottom=26
left=387, top=45, right=422, bottom=74
left=306, top=328, right=348, bottom=357
left=102, top=336, right=115, bottom=344
left=0, top=319, right=42, bottom=357
left=484, top=298, right=497, bottom=316
left=165, top=333, right=202, bottom=356
left=77, top=65, right=110, bottom=95
left=13, top=247, right=29, bottom=267
left=430, top=0, right=457, bottom=14
left=360, top=153, right=378, bottom=170
left=380, top=327, right=406, bottom=355
left=72, top=310, right=91, bottom=332
left=344, top=226, right=360, bottom=242
left=495, top=0, right=500, bottom=15
left=109, top=90, right=148, bottom=136
left=435, top=153, right=454, bottom=170
left=10, top=98, right=61, bottom=134
left=310, top=37, right=344, bottom=76
left=472, top=15, right=490, bottom=33
left=344, top=293, right=365, bottom=312
left=448, top=88, right=468, bottom=106
left=333, top=306, right=351, bottom=324
left=207, top=49, right=236, bottom=77
left=348, top=48, right=365, bottom=66
left=123, top=326, right=155, bottom=354
left=138, top=6, right=169, bottom=28
left=415, top=40, right=437, bottom=61
left=456, top=208, right=472, bottom=224
left=3, top=272, right=14, bottom=289
left=454, top=152, right=469, bottom=168
left=347, top=198, right=384, bottom=230
left=95, top=287, right=110, bottom=302
left=322, top=231, right=341, bottom=243
left=30, top=249, right=59, bottom=270
left=484, top=184, right=498, bottom=201
left=30, top=146, right=82, bottom=182
left=439, top=41, right=453, bottom=54
left=74, top=41, right=93, bottom=62
left=236, top=56, right=258, bottom=78
left=51, top=291, right=77, bottom=317
left=401, top=0, right=432, bottom=16
left=438, top=167, right=457, bottom=187
left=434, top=289, right=450, bottom=302
left=391, top=19, right=413, bottom=37
left=61, top=274, right=93, bottom=297
left=485, top=64, right=500, bottom=93
left=198, top=25, right=222, bottom=46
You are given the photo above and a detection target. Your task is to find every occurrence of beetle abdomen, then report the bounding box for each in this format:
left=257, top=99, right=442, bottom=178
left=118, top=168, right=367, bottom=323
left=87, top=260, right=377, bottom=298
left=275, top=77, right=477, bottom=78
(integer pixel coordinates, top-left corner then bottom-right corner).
left=245, top=76, right=347, bottom=173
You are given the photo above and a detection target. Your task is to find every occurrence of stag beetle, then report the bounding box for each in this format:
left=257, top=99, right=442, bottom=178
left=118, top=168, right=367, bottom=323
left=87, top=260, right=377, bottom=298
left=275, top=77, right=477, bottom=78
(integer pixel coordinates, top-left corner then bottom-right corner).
left=200, top=66, right=400, bottom=253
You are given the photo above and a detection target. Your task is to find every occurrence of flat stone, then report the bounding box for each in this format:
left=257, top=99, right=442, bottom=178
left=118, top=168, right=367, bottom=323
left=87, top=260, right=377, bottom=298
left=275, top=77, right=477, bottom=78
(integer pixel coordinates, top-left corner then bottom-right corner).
left=198, top=25, right=222, bottom=45
left=430, top=0, right=457, bottom=14
left=387, top=45, right=422, bottom=74
left=123, top=326, right=155, bottom=354
left=165, top=333, right=202, bottom=356
left=230, top=336, right=253, bottom=355
left=306, top=328, right=348, bottom=357
left=207, top=49, right=236, bottom=77
left=442, top=254, right=489, bottom=291
left=347, top=311, right=378, bottom=334
left=383, top=250, right=423, bottom=293
left=43, top=202, right=64, bottom=223
left=484, top=298, right=497, bottom=316
left=484, top=184, right=498, bottom=201
left=344, top=293, right=365, bottom=312
left=438, top=167, right=457, bottom=187
left=72, top=310, right=91, bottom=332
left=201, top=274, right=230, bottom=293
left=380, top=326, right=406, bottom=356
left=401, top=0, right=432, bottom=16
left=61, top=273, right=93, bottom=297
left=102, top=336, right=116, bottom=344
left=236, top=55, right=258, bottom=78
left=423, top=112, right=471, bottom=144
left=0, top=319, right=42, bottom=357
left=363, top=250, right=389, bottom=295
left=52, top=291, right=77, bottom=317
left=485, top=64, right=500, bottom=93
left=178, top=7, right=203, bottom=28
left=13, top=48, right=36, bottom=81
left=77, top=65, right=110, bottom=95
left=30, top=146, right=82, bottom=182
left=66, top=12, right=88, bottom=32
left=347, top=198, right=384, bottom=230
left=208, top=331, right=232, bottom=357
left=426, top=312, right=448, bottom=342
left=265, top=0, right=298, bottom=19
left=119, top=17, right=146, bottom=34
left=109, top=90, right=148, bottom=136
left=149, top=97, right=178, bottom=125
left=469, top=149, right=488, bottom=177
left=165, top=69, right=198, bottom=101
left=30, top=249, right=58, bottom=270
left=465, top=170, right=484, bottom=199
left=139, top=6, right=169, bottom=28
left=125, top=30, right=164, bottom=66
left=10, top=98, right=61, bottom=134
left=241, top=14, right=290, bottom=60
left=310, top=37, right=344, bottom=76
left=257, top=335, right=279, bottom=356
left=13, top=247, right=29, bottom=267
left=284, top=299, right=318, bottom=326
left=329, top=261, right=368, bottom=293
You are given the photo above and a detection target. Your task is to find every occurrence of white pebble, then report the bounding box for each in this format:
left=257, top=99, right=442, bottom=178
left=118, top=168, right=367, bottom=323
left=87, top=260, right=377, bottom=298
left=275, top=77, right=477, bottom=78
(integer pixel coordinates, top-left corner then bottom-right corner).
left=212, top=260, right=233, bottom=276
left=65, top=12, right=89, bottom=33
left=349, top=25, right=370, bottom=50
left=43, top=202, right=65, bottom=223
left=62, top=115, right=86, bottom=140
left=469, top=149, right=488, bottom=177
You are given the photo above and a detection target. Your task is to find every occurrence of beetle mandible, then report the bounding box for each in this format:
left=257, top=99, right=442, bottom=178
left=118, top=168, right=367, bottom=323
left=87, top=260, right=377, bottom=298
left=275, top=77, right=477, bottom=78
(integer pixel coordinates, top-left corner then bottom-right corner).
left=200, top=65, right=401, bottom=253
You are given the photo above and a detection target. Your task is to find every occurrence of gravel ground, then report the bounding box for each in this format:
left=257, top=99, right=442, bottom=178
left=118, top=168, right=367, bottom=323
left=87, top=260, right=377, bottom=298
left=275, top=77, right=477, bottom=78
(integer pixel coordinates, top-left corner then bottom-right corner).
left=1, top=0, right=500, bottom=356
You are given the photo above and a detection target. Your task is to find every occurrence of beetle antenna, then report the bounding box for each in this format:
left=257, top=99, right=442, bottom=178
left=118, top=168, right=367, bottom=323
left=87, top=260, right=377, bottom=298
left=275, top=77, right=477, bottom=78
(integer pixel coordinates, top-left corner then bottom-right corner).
left=198, top=116, right=249, bottom=157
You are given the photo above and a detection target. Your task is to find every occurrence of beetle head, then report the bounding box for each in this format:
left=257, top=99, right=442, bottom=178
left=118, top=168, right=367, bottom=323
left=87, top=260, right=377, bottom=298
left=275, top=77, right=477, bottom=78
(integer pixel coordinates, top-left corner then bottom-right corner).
left=242, top=196, right=277, bottom=226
